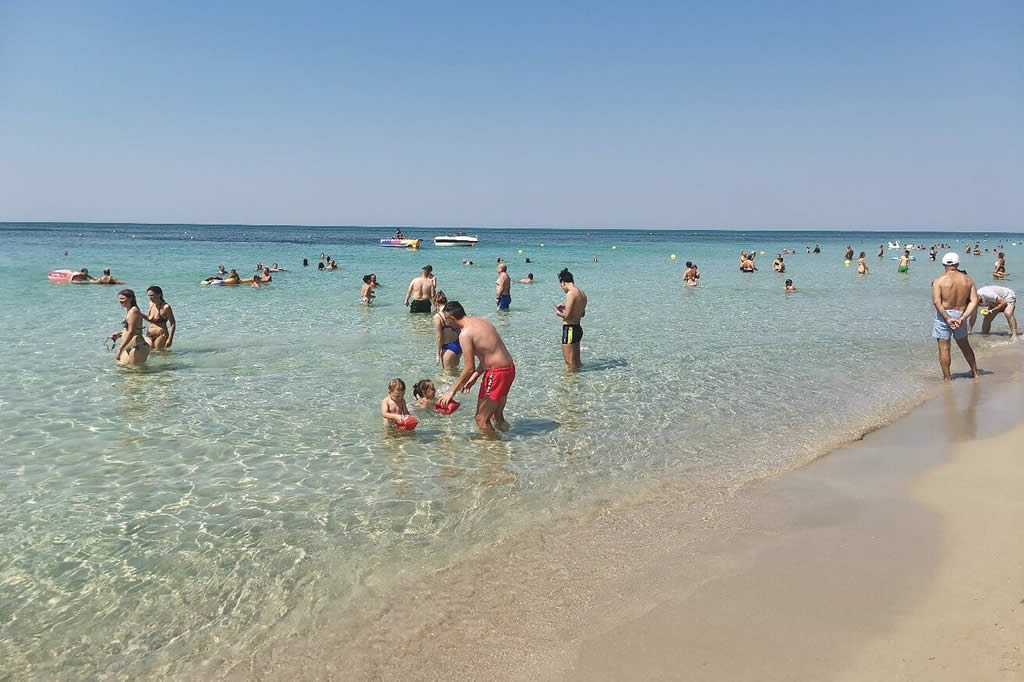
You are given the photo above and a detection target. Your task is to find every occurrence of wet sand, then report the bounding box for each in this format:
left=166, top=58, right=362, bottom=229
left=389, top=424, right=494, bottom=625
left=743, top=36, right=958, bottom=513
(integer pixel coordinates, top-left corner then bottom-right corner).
left=246, top=350, right=1024, bottom=681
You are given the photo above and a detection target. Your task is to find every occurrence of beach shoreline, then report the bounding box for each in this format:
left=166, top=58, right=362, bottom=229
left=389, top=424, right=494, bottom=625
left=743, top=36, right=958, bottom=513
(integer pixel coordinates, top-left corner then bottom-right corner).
left=241, top=349, right=1024, bottom=681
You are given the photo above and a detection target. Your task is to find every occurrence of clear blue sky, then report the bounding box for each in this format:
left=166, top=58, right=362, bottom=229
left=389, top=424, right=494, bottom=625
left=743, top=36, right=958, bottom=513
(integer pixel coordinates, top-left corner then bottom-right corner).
left=1, top=0, right=1021, bottom=229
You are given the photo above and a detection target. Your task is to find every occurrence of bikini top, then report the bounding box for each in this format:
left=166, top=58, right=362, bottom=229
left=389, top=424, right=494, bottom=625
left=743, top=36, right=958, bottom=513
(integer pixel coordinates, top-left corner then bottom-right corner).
left=122, top=306, right=140, bottom=332
left=436, top=313, right=458, bottom=334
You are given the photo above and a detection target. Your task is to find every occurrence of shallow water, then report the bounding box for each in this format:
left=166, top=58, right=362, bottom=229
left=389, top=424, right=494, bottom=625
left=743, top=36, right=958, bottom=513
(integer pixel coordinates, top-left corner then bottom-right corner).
left=0, top=223, right=1019, bottom=677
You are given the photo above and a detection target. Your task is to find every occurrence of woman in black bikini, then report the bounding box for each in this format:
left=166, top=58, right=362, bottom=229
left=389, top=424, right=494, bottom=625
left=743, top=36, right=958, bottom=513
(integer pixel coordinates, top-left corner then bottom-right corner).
left=145, top=285, right=176, bottom=350
left=113, top=289, right=150, bottom=366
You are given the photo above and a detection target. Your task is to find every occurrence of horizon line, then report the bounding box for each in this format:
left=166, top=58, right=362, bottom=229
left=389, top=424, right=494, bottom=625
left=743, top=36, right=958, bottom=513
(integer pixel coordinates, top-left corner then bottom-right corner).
left=0, top=221, right=1019, bottom=234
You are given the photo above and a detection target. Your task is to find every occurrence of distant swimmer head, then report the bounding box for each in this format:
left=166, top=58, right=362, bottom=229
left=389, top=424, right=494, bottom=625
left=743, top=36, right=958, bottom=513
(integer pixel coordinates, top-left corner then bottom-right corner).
left=942, top=252, right=960, bottom=266
left=527, top=273, right=533, bottom=280
left=103, top=268, right=111, bottom=276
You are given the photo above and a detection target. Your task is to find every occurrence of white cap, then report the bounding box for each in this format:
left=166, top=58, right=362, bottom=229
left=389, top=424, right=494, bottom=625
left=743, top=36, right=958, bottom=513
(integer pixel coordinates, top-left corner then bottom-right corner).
left=942, top=252, right=960, bottom=266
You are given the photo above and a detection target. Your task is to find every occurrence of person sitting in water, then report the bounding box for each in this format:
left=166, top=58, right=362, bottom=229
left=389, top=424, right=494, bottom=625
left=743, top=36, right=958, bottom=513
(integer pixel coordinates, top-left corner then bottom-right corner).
left=327, top=259, right=338, bottom=270
left=259, top=269, right=272, bottom=282
left=95, top=268, right=124, bottom=285
left=740, top=255, right=757, bottom=272
left=857, top=252, right=869, bottom=274
left=785, top=279, right=798, bottom=292
left=317, top=261, right=326, bottom=271
left=993, top=252, right=1007, bottom=280
left=381, top=378, right=411, bottom=428
left=224, top=269, right=241, bottom=284
left=144, top=285, right=175, bottom=349
left=433, top=291, right=462, bottom=370
left=250, top=276, right=262, bottom=288
left=217, top=265, right=227, bottom=276
left=69, top=268, right=96, bottom=282
left=112, top=289, right=150, bottom=366
left=519, top=273, right=534, bottom=284
left=360, top=275, right=375, bottom=304
left=772, top=256, right=785, bottom=273
left=412, top=379, right=437, bottom=408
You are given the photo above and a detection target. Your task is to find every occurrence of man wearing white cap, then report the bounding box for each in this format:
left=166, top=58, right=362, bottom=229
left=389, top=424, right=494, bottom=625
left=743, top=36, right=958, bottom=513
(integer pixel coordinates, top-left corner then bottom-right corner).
left=931, top=252, right=980, bottom=381
left=970, top=285, right=1018, bottom=341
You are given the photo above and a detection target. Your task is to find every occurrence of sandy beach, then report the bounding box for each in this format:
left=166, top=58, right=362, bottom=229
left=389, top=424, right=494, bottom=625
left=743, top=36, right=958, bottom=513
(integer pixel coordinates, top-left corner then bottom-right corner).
left=244, top=349, right=1024, bottom=680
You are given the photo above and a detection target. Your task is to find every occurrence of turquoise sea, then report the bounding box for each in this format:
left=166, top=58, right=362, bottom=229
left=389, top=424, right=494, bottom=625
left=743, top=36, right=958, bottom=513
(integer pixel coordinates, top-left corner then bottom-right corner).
left=0, top=223, right=1020, bottom=678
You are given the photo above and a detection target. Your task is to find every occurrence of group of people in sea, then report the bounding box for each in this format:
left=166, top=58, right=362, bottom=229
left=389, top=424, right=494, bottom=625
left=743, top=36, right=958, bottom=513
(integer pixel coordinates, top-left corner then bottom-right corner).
left=53, top=236, right=1018, bottom=434
left=376, top=262, right=587, bottom=434
left=201, top=264, right=279, bottom=287
left=54, top=267, right=125, bottom=284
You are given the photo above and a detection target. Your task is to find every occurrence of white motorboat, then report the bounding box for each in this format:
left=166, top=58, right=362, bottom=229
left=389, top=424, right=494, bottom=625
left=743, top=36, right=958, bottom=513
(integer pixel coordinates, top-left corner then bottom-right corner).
left=887, top=241, right=901, bottom=249
left=433, top=233, right=479, bottom=247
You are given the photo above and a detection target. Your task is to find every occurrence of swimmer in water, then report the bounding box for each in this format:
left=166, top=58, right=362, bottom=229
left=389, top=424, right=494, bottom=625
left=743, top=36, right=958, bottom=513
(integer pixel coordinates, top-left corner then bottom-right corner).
left=740, top=255, right=757, bottom=272
left=412, top=379, right=437, bottom=408
left=95, top=268, right=124, bottom=285
left=433, top=291, right=462, bottom=370
left=785, top=279, right=797, bottom=292
left=993, top=252, right=1007, bottom=280
left=69, top=268, right=96, bottom=283
left=772, top=255, right=785, bottom=273
left=381, top=378, right=411, bottom=428
left=369, top=273, right=381, bottom=288
left=683, top=261, right=699, bottom=286
left=857, top=252, right=869, bottom=275
left=360, top=275, right=375, bottom=304
left=144, top=285, right=175, bottom=349
left=519, top=273, right=534, bottom=284
left=878, top=245, right=885, bottom=258
left=224, top=269, right=241, bottom=284
left=113, top=289, right=150, bottom=366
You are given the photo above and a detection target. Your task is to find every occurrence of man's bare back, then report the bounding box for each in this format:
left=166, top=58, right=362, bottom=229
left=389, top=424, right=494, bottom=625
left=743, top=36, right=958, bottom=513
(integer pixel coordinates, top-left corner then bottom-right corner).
left=933, top=269, right=975, bottom=312
left=562, top=287, right=587, bottom=324
left=460, top=316, right=514, bottom=369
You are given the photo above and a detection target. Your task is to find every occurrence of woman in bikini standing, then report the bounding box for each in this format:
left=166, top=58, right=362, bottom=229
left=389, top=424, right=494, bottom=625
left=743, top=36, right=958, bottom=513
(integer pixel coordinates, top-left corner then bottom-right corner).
left=113, top=289, right=150, bottom=366
left=145, top=285, right=176, bottom=349
left=432, top=291, right=462, bottom=371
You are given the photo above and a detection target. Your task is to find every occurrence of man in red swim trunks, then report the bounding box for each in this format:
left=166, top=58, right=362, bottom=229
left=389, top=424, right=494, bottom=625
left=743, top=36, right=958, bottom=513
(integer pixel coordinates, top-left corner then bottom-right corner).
left=437, top=301, right=516, bottom=433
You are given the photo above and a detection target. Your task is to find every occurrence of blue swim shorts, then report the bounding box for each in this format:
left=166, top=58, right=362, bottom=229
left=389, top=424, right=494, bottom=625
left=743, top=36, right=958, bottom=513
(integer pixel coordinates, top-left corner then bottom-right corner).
left=497, top=294, right=511, bottom=310
left=932, top=310, right=968, bottom=341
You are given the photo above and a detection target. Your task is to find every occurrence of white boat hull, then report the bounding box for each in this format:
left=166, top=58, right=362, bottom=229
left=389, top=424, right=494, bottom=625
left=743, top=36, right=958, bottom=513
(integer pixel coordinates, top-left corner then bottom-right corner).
left=433, top=236, right=479, bottom=247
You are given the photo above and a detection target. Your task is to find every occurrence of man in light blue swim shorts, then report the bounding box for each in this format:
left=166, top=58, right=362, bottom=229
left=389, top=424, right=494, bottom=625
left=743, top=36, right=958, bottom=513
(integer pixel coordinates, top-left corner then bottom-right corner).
left=930, top=252, right=980, bottom=381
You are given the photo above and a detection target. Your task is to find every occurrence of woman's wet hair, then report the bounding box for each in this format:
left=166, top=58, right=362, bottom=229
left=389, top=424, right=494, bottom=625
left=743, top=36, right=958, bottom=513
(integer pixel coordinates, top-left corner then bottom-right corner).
left=558, top=268, right=574, bottom=283
left=434, top=290, right=448, bottom=305
left=118, top=289, right=138, bottom=307
left=413, top=379, right=434, bottom=398
left=442, top=301, right=466, bottom=319
left=363, top=274, right=372, bottom=283
left=147, top=285, right=164, bottom=300
left=388, top=378, right=406, bottom=393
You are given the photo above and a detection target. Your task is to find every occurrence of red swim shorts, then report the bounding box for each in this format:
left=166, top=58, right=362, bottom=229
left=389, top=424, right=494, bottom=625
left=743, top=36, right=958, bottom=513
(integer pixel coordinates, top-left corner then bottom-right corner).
left=479, top=364, right=516, bottom=402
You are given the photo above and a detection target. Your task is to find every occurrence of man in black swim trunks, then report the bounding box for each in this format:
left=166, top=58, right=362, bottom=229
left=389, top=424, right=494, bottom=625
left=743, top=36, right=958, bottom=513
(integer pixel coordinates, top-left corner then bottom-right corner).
left=555, top=268, right=587, bottom=371
left=405, top=266, right=436, bottom=313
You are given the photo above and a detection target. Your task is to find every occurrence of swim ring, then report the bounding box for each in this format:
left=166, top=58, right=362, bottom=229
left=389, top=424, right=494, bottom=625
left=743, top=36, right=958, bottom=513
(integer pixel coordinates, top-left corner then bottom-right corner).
left=48, top=269, right=76, bottom=283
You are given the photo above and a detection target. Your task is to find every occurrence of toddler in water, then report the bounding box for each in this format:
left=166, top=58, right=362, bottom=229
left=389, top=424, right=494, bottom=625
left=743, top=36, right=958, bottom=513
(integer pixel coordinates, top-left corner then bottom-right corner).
left=381, top=378, right=416, bottom=430
left=412, top=379, right=436, bottom=408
